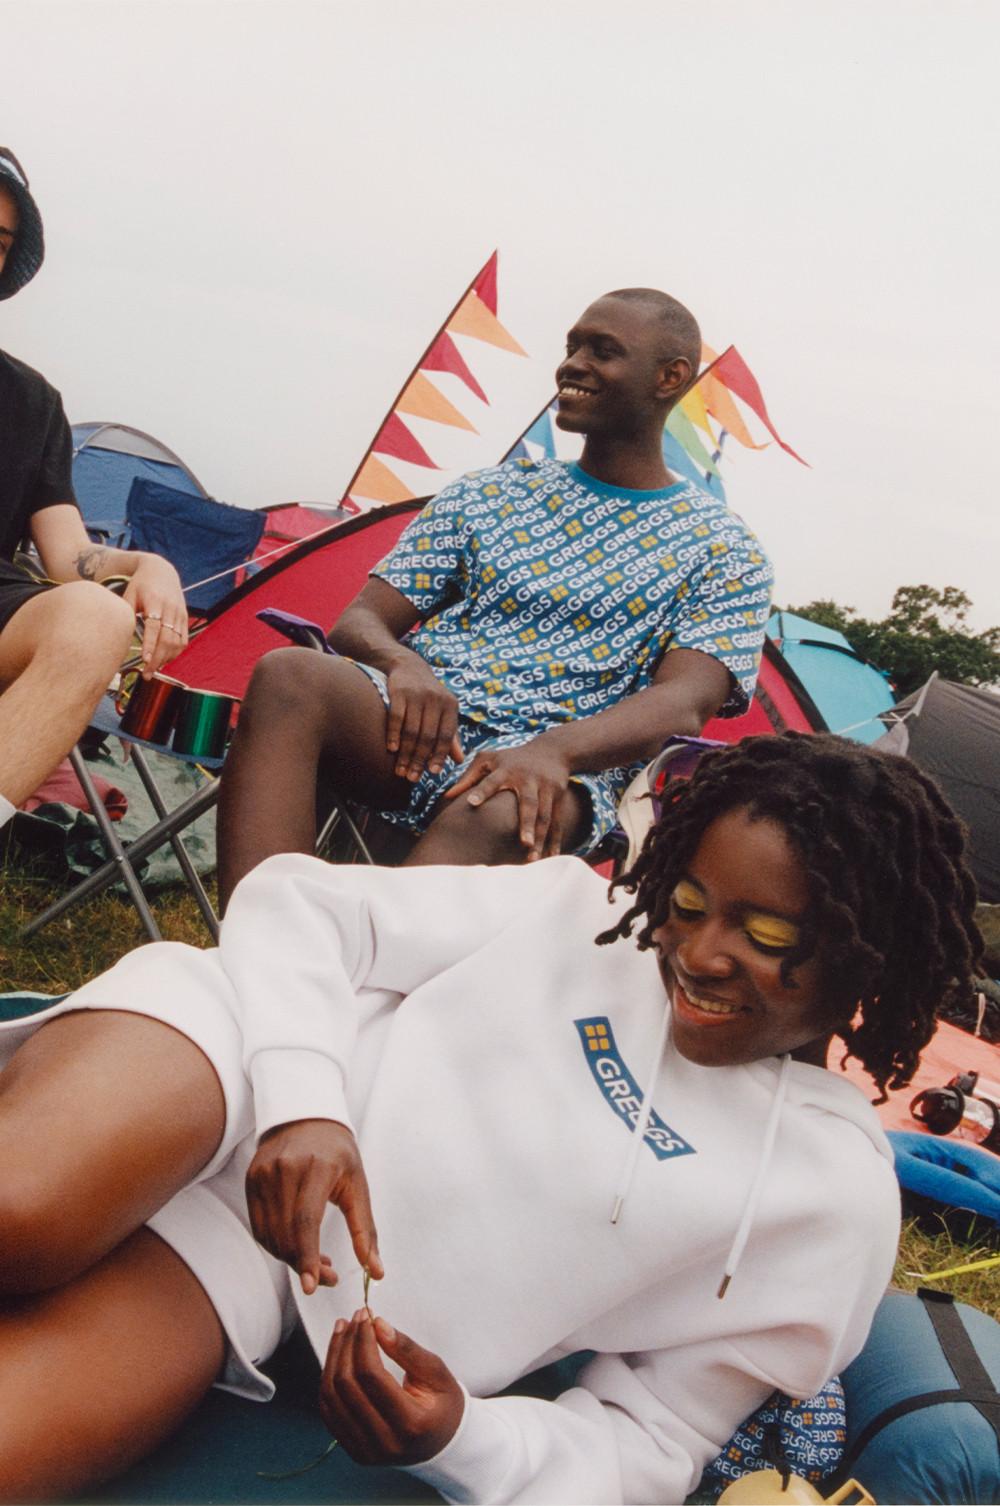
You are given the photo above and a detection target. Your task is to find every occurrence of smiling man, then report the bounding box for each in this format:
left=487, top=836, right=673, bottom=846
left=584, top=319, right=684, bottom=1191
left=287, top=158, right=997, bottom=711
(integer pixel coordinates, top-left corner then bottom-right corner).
left=217, top=288, right=774, bottom=904
left=0, top=147, right=188, bottom=833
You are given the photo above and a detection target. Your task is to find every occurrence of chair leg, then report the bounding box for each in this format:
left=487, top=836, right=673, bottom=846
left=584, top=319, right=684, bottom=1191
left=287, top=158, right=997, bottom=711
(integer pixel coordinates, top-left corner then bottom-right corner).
left=69, top=746, right=162, bottom=941
left=21, top=774, right=220, bottom=940
left=130, top=747, right=219, bottom=941
left=315, top=799, right=376, bottom=865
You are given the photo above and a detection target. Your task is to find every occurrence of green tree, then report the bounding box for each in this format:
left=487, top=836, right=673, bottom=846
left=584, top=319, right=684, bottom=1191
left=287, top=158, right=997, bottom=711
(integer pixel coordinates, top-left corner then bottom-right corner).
left=782, top=585, right=1000, bottom=698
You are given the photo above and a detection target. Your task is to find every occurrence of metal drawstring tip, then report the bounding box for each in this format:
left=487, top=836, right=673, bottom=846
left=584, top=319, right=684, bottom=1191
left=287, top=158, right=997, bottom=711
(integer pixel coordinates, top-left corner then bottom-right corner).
left=717, top=1273, right=732, bottom=1300
left=611, top=1195, right=624, bottom=1225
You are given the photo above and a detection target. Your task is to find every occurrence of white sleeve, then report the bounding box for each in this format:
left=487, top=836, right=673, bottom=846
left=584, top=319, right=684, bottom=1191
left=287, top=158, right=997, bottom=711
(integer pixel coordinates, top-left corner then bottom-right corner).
left=216, top=853, right=571, bottom=1142
left=409, top=1161, right=898, bottom=1505
left=408, top=1339, right=784, bottom=1505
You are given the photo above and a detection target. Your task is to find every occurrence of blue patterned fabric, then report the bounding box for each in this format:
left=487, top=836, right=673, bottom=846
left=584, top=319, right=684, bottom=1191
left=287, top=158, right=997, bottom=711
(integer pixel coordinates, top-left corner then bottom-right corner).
left=698, top=1381, right=847, bottom=1499
left=351, top=662, right=622, bottom=852
left=368, top=457, right=772, bottom=845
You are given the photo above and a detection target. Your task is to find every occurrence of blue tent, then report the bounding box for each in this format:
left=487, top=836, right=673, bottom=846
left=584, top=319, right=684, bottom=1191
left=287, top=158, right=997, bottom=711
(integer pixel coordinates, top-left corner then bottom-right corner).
left=72, top=423, right=208, bottom=546
left=767, top=610, right=896, bottom=743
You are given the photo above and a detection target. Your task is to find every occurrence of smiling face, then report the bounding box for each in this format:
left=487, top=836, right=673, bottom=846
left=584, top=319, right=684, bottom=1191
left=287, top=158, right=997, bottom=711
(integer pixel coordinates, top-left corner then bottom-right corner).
left=0, top=185, right=19, bottom=280
left=554, top=296, right=689, bottom=440
left=651, top=806, right=848, bottom=1069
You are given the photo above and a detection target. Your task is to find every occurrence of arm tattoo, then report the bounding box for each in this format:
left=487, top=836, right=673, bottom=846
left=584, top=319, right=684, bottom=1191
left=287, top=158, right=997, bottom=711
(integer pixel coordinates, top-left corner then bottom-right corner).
left=75, top=545, right=111, bottom=581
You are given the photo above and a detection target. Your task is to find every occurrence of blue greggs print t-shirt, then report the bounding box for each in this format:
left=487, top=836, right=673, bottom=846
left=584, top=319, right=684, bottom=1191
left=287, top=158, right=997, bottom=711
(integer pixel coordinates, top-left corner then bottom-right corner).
left=371, top=457, right=773, bottom=735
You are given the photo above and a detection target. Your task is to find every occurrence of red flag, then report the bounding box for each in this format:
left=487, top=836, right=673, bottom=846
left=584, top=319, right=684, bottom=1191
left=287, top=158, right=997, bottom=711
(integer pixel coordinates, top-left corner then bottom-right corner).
left=473, top=250, right=498, bottom=314
left=372, top=413, right=440, bottom=469
left=423, top=331, right=489, bottom=404
left=708, top=347, right=809, bottom=466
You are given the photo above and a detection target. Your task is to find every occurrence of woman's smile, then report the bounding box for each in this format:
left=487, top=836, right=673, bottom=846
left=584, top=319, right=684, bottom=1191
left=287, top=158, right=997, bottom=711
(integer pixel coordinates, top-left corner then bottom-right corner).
left=651, top=806, right=844, bottom=1069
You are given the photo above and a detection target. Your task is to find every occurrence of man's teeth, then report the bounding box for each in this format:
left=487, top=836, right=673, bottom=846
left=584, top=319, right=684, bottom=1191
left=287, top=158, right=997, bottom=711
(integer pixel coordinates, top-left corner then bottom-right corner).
left=686, top=992, right=742, bottom=1016
left=559, top=385, right=593, bottom=398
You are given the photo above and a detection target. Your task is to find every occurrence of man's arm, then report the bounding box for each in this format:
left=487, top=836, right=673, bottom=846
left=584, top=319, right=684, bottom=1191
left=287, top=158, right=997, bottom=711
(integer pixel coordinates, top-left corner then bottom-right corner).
left=446, top=648, right=731, bottom=859
left=329, top=577, right=463, bottom=779
left=29, top=503, right=188, bottom=675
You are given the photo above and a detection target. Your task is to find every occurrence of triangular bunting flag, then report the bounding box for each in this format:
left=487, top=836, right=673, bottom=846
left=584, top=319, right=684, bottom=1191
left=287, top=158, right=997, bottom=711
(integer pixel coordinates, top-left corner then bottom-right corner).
left=678, top=382, right=716, bottom=441
left=422, top=332, right=490, bottom=404
left=523, top=407, right=556, bottom=456
left=397, top=371, right=478, bottom=432
left=709, top=347, right=808, bottom=465
left=449, top=292, right=527, bottom=356
left=666, top=405, right=721, bottom=479
left=350, top=455, right=418, bottom=505
left=372, top=412, right=440, bottom=469
left=697, top=343, right=767, bottom=450
left=473, top=251, right=498, bottom=315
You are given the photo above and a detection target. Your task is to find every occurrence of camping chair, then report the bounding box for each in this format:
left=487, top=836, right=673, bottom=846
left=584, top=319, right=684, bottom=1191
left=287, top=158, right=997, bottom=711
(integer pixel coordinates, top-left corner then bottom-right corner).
left=125, top=477, right=266, bottom=615
left=21, top=694, right=225, bottom=944
left=20, top=501, right=425, bottom=943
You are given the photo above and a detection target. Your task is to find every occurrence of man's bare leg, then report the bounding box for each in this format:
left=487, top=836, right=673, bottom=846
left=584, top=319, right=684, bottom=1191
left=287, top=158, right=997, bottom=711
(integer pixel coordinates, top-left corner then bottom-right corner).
left=402, top=786, right=591, bottom=867
left=0, top=581, right=135, bottom=805
left=216, top=648, right=412, bottom=910
left=0, top=1228, right=225, bottom=1503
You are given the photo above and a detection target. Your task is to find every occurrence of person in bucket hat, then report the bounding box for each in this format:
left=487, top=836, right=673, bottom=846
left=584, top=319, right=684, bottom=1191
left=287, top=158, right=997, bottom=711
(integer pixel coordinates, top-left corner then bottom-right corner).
left=0, top=149, right=44, bottom=301
left=0, top=147, right=188, bottom=836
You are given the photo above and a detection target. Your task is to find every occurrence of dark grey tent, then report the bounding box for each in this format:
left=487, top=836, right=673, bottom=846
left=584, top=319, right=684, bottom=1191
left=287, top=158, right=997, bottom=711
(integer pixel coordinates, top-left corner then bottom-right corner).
left=875, top=675, right=1000, bottom=902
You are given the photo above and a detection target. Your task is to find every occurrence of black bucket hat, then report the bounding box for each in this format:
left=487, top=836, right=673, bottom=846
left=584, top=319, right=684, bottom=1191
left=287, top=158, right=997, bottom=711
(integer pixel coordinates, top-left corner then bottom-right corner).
left=0, top=148, right=44, bottom=300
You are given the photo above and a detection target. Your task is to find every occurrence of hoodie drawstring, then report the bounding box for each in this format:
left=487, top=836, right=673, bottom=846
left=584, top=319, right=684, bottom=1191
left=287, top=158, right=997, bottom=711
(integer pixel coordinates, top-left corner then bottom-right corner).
left=609, top=1034, right=793, bottom=1304
left=717, top=1053, right=792, bottom=1298
left=610, top=1006, right=672, bottom=1226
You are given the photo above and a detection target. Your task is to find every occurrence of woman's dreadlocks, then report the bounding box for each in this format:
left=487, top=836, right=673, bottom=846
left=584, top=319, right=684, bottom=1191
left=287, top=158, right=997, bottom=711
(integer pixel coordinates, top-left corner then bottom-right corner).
left=597, top=733, right=982, bottom=1100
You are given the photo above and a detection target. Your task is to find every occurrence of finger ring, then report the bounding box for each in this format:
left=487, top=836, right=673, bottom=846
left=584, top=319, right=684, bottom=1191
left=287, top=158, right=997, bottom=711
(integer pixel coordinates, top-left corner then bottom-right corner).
left=165, top=624, right=182, bottom=634
left=146, top=613, right=162, bottom=621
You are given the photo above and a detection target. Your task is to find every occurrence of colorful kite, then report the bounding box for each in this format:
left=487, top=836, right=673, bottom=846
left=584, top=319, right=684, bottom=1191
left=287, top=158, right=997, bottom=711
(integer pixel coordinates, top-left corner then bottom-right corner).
left=509, top=339, right=808, bottom=502
left=343, top=251, right=526, bottom=511
left=342, top=255, right=806, bottom=512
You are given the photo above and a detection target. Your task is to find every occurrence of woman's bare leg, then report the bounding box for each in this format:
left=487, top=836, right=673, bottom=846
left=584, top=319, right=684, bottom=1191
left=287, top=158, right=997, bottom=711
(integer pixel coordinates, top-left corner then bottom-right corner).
left=0, top=1227, right=225, bottom=1503
left=0, top=1010, right=226, bottom=1293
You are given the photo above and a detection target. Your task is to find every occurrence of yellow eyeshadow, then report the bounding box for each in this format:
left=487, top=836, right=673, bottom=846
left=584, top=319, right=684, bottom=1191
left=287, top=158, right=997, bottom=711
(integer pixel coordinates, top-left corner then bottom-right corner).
left=745, top=913, right=800, bottom=949
left=673, top=880, right=705, bottom=912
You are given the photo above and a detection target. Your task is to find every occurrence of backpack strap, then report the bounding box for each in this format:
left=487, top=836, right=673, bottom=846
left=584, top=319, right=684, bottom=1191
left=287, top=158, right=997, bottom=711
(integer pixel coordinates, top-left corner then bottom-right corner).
left=919, top=1288, right=1000, bottom=1441
left=837, top=1290, right=1000, bottom=1477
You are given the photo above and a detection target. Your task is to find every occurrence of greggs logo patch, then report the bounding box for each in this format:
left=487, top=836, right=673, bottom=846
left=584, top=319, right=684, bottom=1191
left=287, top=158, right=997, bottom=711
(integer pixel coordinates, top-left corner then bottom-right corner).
left=575, top=1016, right=696, bottom=1162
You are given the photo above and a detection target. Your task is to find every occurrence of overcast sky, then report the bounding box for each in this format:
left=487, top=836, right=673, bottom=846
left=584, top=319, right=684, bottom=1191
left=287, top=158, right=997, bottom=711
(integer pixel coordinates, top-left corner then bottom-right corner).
left=4, top=0, right=998, bottom=628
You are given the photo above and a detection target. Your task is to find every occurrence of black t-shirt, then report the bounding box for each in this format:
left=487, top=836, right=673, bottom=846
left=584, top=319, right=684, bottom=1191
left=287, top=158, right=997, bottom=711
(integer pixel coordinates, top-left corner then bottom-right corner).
left=0, top=349, right=78, bottom=562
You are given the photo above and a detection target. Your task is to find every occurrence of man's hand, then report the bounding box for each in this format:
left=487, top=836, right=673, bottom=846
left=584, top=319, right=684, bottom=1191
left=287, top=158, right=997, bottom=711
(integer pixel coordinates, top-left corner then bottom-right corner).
left=320, top=1311, right=465, bottom=1467
left=245, top=1119, right=383, bottom=1295
left=445, top=738, right=573, bottom=860
left=123, top=554, right=189, bottom=677
left=385, top=657, right=463, bottom=781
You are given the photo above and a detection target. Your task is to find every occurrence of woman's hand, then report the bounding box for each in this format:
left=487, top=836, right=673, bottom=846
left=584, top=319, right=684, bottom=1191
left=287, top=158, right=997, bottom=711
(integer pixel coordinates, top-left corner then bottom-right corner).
left=320, top=1311, right=465, bottom=1466
left=245, top=1119, right=383, bottom=1295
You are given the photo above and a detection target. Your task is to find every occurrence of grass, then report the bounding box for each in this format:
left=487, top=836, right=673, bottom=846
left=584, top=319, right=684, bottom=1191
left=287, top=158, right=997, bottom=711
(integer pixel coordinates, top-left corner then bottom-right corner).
left=894, top=1216, right=998, bottom=1318
left=0, top=860, right=216, bottom=994
left=1, top=859, right=998, bottom=1323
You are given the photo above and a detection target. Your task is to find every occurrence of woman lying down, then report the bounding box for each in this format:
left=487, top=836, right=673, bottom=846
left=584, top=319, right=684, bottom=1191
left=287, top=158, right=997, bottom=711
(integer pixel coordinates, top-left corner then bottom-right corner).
left=0, top=733, right=981, bottom=1504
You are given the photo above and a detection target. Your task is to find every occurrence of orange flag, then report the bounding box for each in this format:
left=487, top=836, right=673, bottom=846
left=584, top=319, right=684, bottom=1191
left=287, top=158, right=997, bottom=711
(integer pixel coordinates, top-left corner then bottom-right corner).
left=351, top=455, right=417, bottom=505
left=449, top=292, right=527, bottom=355
left=397, top=371, right=478, bottom=432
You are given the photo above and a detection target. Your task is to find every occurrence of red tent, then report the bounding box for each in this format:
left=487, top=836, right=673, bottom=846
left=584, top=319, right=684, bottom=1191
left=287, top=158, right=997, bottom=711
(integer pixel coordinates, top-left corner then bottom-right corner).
left=164, top=500, right=424, bottom=700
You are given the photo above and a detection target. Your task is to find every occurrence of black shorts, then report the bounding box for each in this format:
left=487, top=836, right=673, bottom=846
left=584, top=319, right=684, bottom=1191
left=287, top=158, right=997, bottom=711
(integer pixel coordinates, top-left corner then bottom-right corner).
left=0, top=560, right=53, bottom=634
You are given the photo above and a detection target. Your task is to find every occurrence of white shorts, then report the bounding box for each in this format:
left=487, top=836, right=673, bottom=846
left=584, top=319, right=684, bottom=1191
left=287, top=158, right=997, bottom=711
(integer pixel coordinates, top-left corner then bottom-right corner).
left=0, top=944, right=298, bottom=1401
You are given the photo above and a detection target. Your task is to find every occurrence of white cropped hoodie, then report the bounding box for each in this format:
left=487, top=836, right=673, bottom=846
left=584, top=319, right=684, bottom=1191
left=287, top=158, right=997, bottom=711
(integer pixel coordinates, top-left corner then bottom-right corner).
left=211, top=854, right=897, bottom=1505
